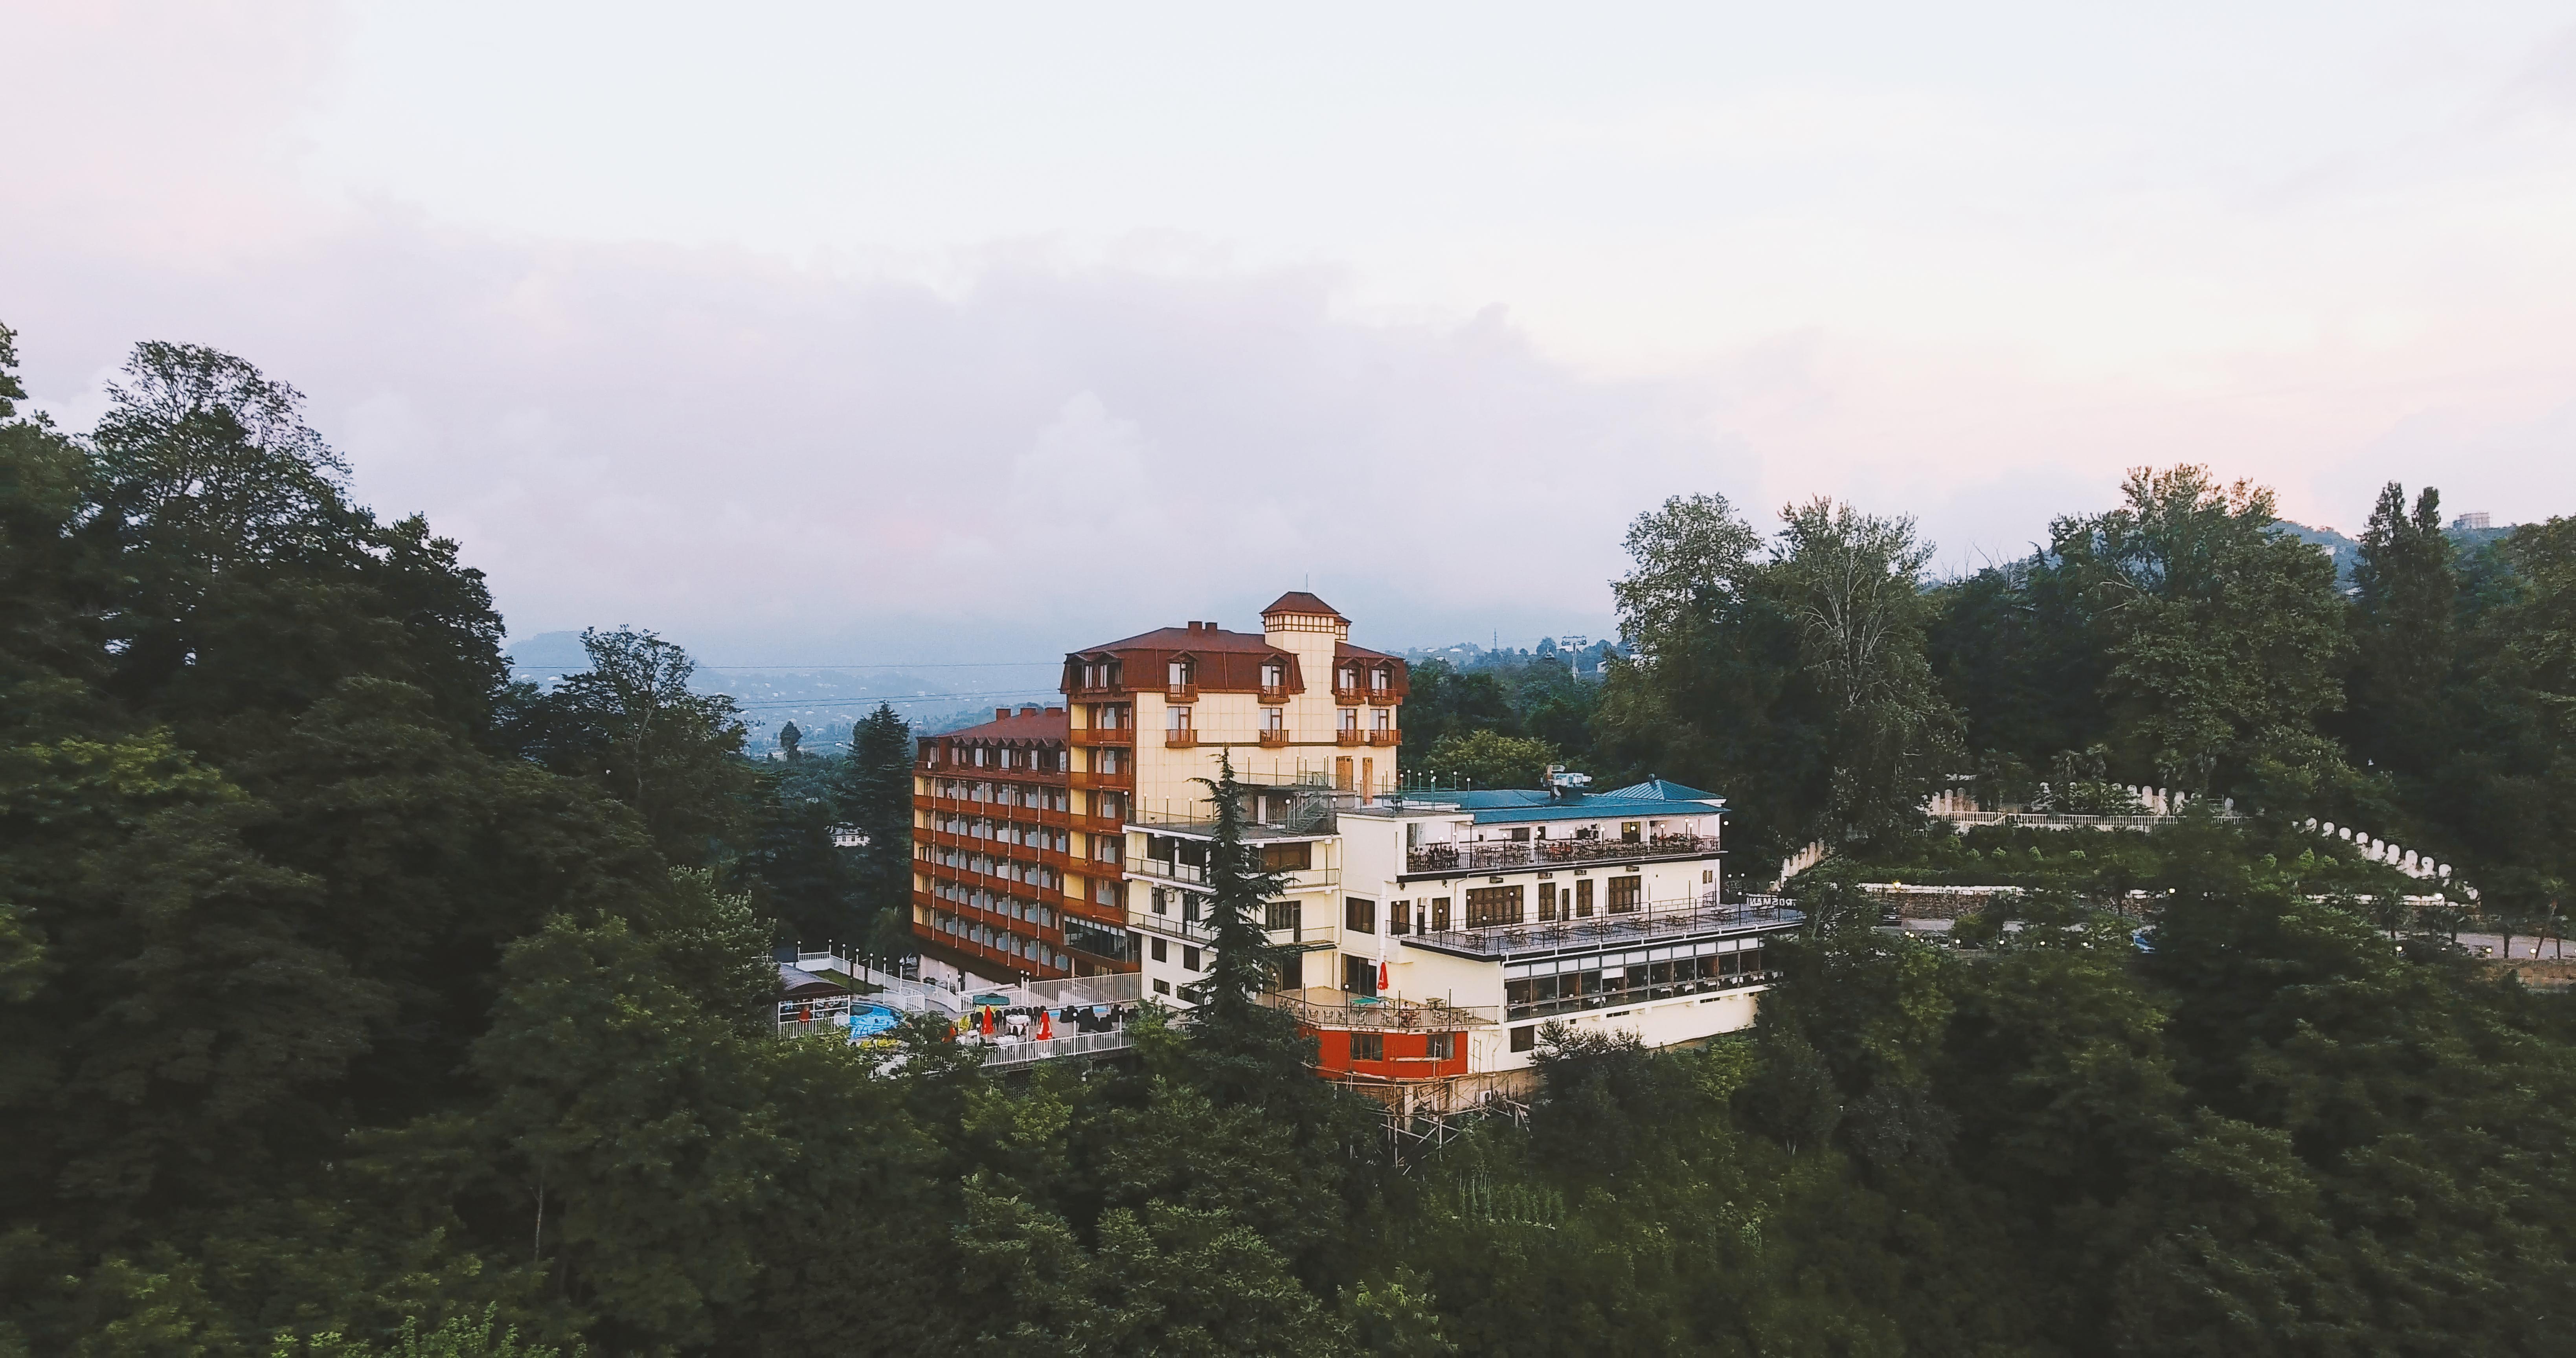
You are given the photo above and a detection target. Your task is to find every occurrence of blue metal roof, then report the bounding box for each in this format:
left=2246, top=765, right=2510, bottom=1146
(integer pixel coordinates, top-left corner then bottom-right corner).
left=1389, top=789, right=1727, bottom=824
left=1597, top=777, right=1726, bottom=804
left=1463, top=794, right=1726, bottom=825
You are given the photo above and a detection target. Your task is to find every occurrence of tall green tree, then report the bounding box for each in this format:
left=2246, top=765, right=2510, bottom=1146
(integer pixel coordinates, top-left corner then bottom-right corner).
left=500, top=627, right=749, bottom=865
left=1771, top=499, right=1957, bottom=844
left=835, top=702, right=916, bottom=959
left=2055, top=466, right=2350, bottom=796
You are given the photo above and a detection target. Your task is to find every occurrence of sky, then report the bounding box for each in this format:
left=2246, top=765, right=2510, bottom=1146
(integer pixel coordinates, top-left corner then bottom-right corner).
left=7, top=1, right=2576, bottom=664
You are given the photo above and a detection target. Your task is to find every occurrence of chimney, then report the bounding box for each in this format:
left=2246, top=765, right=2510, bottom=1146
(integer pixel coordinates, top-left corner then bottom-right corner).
left=996, top=707, right=1012, bottom=721
left=1020, top=705, right=1042, bottom=716
left=1186, top=621, right=1202, bottom=632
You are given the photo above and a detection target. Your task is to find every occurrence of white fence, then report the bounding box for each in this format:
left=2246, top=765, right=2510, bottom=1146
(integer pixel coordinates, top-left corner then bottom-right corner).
left=2297, top=818, right=2470, bottom=897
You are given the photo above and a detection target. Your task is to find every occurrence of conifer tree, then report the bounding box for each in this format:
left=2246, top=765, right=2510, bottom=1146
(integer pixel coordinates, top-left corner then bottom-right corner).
left=836, top=702, right=915, bottom=961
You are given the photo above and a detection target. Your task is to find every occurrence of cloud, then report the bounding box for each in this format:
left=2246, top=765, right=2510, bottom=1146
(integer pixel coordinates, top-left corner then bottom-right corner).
left=9, top=1, right=2576, bottom=661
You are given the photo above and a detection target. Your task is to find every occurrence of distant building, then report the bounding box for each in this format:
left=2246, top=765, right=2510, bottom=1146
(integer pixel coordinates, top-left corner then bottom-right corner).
left=2453, top=512, right=2493, bottom=532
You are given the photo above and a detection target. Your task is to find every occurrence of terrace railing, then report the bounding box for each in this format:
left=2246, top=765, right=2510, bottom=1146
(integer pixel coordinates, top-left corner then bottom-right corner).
left=1407, top=894, right=1797, bottom=959
left=1406, top=832, right=1722, bottom=875
left=1259, top=991, right=1500, bottom=1029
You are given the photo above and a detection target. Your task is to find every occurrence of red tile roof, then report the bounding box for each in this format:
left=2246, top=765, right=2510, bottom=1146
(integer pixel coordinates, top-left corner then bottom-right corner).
left=941, top=706, right=1069, bottom=742
left=1260, top=590, right=1345, bottom=620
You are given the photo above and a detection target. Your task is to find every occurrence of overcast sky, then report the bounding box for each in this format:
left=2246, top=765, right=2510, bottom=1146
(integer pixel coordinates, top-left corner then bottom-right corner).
left=9, top=2, right=2576, bottom=662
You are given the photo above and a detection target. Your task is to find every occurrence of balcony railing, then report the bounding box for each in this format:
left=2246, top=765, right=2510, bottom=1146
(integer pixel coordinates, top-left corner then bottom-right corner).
left=1258, top=685, right=1291, bottom=704
left=1336, top=729, right=1364, bottom=746
left=1404, top=832, right=1722, bottom=875
left=1406, top=895, right=1798, bottom=960
left=1069, top=770, right=1132, bottom=790
left=1069, top=728, right=1132, bottom=747
left=1165, top=729, right=1198, bottom=748
left=1366, top=689, right=1399, bottom=706
left=1258, top=990, right=1499, bottom=1030
left=1257, top=729, right=1290, bottom=747
left=1165, top=684, right=1198, bottom=704
left=1367, top=728, right=1401, bottom=747
left=1128, top=856, right=1341, bottom=894
left=1333, top=688, right=1367, bottom=705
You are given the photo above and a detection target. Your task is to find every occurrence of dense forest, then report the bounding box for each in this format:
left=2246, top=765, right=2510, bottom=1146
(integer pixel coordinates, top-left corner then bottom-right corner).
left=4, top=330, right=2572, bottom=1355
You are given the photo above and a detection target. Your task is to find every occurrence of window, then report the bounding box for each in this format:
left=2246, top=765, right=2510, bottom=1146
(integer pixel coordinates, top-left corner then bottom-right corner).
left=1259, top=841, right=1312, bottom=871
left=1620, top=821, right=1641, bottom=844
left=1168, top=705, right=1191, bottom=731
left=1373, top=707, right=1392, bottom=731
left=1345, top=897, right=1376, bottom=933
left=1150, top=937, right=1167, bottom=962
left=1337, top=667, right=1356, bottom=691
left=1427, top=1033, right=1455, bottom=1061
left=1350, top=1032, right=1384, bottom=1062
left=1465, top=885, right=1523, bottom=928
left=1507, top=827, right=1530, bottom=842
left=1153, top=978, right=1171, bottom=996
left=1168, top=659, right=1191, bottom=686
left=1538, top=883, right=1558, bottom=921
left=1388, top=899, right=1411, bottom=935
left=1430, top=897, right=1452, bottom=930
left=1262, top=661, right=1286, bottom=688
left=1338, top=707, right=1359, bottom=731
left=1151, top=887, right=1168, bottom=915
left=1274, top=953, right=1304, bottom=989
left=1576, top=879, right=1594, bottom=917
left=1265, top=899, right=1302, bottom=932
left=1343, top=954, right=1378, bottom=996
left=1263, top=706, right=1284, bottom=732
left=1510, top=1025, right=1535, bottom=1053
left=1371, top=666, right=1389, bottom=692
left=1182, top=946, right=1200, bottom=971
left=1608, top=876, right=1643, bottom=912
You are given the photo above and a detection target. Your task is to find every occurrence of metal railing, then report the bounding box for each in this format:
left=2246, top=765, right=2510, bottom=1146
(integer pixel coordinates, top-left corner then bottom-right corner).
left=976, top=1026, right=1139, bottom=1069
left=1407, top=895, right=1798, bottom=959
left=1127, top=857, right=1339, bottom=892
left=1259, top=990, right=1499, bottom=1029
left=1405, top=832, right=1722, bottom=875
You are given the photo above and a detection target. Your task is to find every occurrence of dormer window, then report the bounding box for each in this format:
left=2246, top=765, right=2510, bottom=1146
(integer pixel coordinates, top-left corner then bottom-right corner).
left=1370, top=666, right=1389, bottom=692
left=1262, top=661, right=1285, bottom=688
left=1169, top=659, right=1193, bottom=686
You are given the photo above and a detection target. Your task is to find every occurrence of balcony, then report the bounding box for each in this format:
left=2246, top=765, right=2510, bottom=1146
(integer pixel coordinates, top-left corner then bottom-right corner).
left=1367, top=728, right=1401, bottom=747
left=1257, top=729, right=1290, bottom=748
left=1128, top=855, right=1340, bottom=894
left=1258, top=685, right=1291, bottom=704
left=1258, top=989, right=1499, bottom=1030
left=1165, top=729, right=1198, bottom=748
left=1069, top=770, right=1132, bottom=791
left=1336, top=729, right=1364, bottom=747
left=1406, top=895, right=1798, bottom=961
left=1404, top=831, right=1722, bottom=876
left=1070, top=727, right=1133, bottom=747
left=1165, top=684, right=1198, bottom=704
left=1333, top=688, right=1367, bottom=706
left=1366, top=689, right=1399, bottom=706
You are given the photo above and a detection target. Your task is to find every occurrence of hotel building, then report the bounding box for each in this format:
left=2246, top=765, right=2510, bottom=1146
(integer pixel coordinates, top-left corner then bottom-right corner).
left=911, top=591, right=1798, bottom=1094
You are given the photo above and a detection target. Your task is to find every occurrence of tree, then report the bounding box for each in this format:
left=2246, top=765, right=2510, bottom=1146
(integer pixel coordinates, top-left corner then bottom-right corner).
left=834, top=702, right=916, bottom=960
left=2054, top=466, right=2350, bottom=796
left=2344, top=483, right=2457, bottom=776
left=1595, top=493, right=1827, bottom=866
left=775, top=721, right=802, bottom=761
left=1418, top=730, right=1558, bottom=789
left=503, top=628, right=749, bottom=865
left=1771, top=498, right=1957, bottom=844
